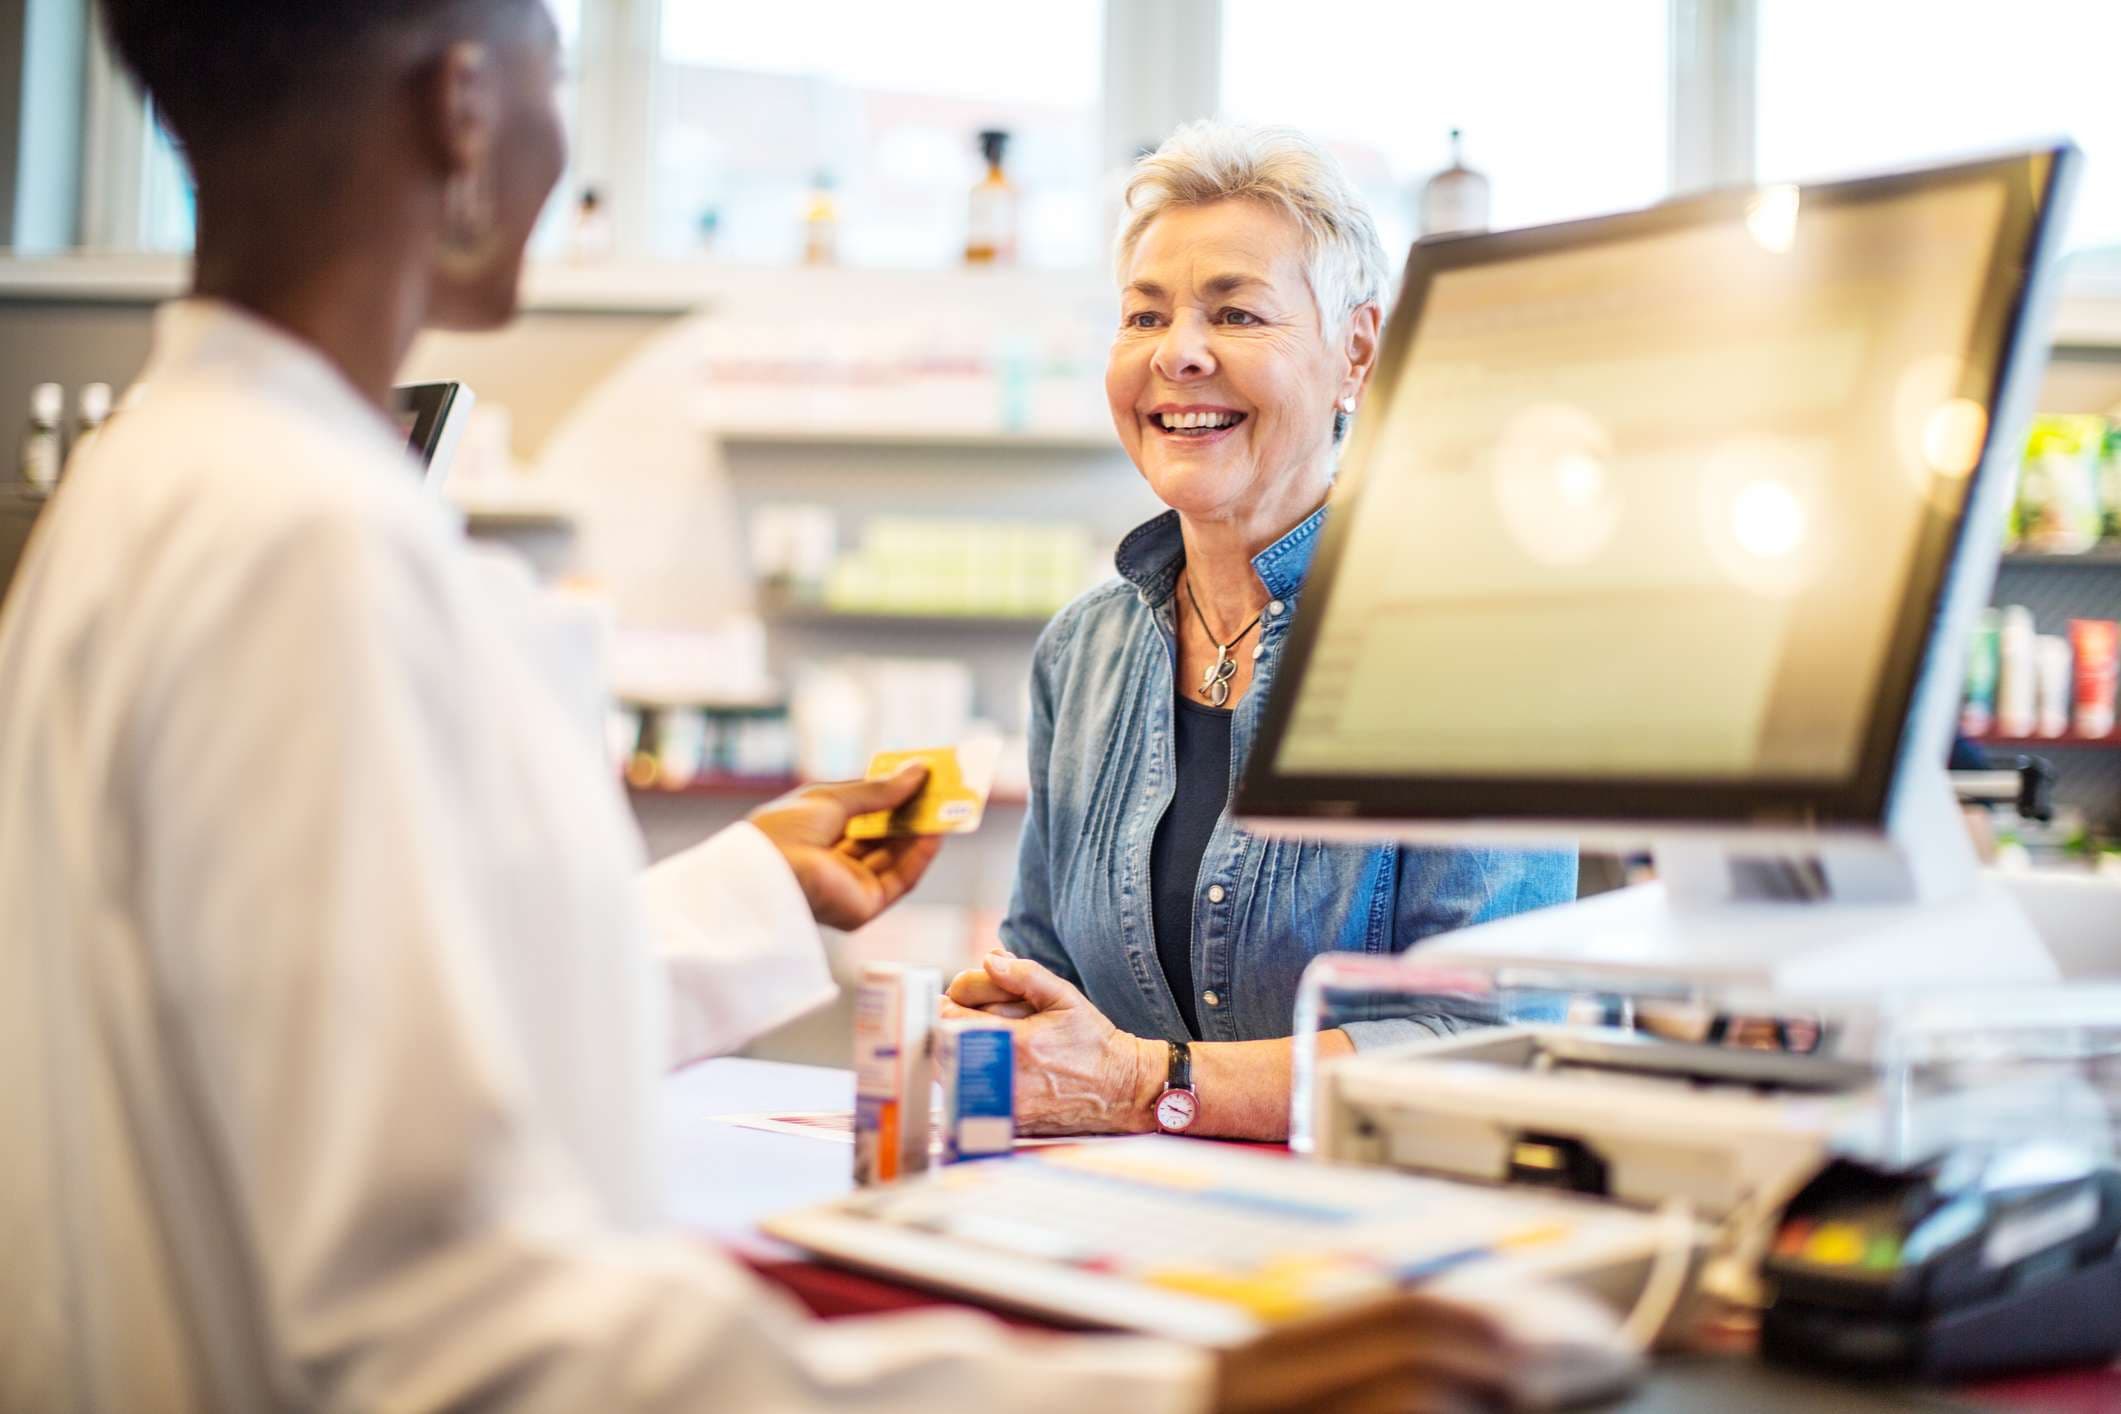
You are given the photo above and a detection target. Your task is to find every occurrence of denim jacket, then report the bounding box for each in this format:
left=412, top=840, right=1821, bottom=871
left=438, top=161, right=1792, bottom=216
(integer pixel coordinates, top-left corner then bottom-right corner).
left=1000, top=506, right=1578, bottom=1048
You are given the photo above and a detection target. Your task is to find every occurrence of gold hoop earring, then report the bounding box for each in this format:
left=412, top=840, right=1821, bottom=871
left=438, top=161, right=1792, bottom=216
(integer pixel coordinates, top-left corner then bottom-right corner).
left=440, top=166, right=500, bottom=276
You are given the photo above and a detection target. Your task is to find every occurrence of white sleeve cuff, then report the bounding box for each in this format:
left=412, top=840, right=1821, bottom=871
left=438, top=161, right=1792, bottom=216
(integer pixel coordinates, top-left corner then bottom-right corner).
left=640, top=822, right=834, bottom=1067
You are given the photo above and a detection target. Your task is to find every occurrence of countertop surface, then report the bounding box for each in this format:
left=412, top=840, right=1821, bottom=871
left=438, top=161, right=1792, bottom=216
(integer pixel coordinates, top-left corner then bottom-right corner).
left=664, top=1056, right=2107, bottom=1411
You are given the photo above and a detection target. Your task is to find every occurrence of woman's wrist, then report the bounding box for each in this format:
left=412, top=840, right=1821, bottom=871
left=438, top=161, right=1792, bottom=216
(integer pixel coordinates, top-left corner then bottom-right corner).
left=1117, top=1033, right=1168, bottom=1133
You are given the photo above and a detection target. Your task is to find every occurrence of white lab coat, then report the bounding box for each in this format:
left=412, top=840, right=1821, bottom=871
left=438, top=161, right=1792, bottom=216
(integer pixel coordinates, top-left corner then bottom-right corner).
left=0, top=301, right=1206, bottom=1413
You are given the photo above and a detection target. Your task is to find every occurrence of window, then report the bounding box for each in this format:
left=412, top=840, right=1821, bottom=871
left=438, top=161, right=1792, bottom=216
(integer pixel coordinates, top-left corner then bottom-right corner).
left=1219, top=0, right=1670, bottom=259
left=57, top=1, right=2121, bottom=278
left=1756, top=0, right=2121, bottom=253
left=530, top=0, right=588, bottom=255
left=140, top=114, right=195, bottom=252
left=96, top=0, right=588, bottom=257
left=649, top=0, right=1104, bottom=266
left=551, top=0, right=583, bottom=49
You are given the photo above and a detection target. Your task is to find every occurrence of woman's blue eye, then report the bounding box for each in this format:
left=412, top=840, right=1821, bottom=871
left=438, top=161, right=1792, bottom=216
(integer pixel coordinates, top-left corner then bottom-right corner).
left=1220, top=308, right=1261, bottom=326
left=1126, top=311, right=1161, bottom=329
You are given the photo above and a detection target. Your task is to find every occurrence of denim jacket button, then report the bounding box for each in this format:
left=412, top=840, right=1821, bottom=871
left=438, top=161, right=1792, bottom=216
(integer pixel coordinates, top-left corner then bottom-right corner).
left=1206, top=884, right=1226, bottom=904
left=1251, top=642, right=1265, bottom=661
left=1203, top=990, right=1222, bottom=1008
left=1266, top=599, right=1286, bottom=616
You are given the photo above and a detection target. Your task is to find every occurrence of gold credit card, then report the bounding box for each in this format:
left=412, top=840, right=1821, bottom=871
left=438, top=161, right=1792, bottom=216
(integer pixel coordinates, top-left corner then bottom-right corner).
left=845, top=739, right=1002, bottom=840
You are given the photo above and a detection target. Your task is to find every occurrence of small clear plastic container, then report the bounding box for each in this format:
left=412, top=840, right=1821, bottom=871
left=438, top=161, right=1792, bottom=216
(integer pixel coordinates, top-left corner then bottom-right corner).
left=1867, top=986, right=2121, bottom=1164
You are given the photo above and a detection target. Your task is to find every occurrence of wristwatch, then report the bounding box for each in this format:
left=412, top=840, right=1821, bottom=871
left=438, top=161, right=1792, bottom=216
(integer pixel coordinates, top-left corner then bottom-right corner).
left=1154, top=1040, right=1199, bottom=1133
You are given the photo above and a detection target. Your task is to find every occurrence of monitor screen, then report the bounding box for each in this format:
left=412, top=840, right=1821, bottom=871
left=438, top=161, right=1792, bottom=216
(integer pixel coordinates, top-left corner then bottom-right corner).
left=1242, top=149, right=2070, bottom=832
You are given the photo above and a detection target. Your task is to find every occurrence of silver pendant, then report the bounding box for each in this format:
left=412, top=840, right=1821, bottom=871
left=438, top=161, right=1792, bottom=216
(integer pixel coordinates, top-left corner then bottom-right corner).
left=1200, top=649, right=1237, bottom=707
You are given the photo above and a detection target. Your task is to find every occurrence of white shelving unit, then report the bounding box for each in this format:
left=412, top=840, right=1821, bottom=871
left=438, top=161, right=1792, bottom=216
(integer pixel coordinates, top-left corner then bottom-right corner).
left=454, top=495, right=579, bottom=531
left=714, top=425, right=1118, bottom=452
left=0, top=256, right=1117, bottom=316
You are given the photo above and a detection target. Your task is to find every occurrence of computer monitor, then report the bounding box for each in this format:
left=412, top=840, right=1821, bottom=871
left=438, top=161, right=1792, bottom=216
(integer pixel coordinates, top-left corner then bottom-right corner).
left=1239, top=149, right=2086, bottom=998
left=1241, top=147, right=2077, bottom=870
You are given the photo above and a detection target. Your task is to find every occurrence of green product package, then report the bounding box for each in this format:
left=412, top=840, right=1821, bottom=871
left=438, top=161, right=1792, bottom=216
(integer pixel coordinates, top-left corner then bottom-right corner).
left=2100, top=423, right=2121, bottom=542
left=2019, top=414, right=2107, bottom=553
left=1960, top=612, right=2001, bottom=737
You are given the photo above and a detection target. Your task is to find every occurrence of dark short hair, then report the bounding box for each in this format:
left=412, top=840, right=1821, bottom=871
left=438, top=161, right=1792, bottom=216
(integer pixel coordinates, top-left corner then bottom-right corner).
left=100, top=0, right=519, bottom=157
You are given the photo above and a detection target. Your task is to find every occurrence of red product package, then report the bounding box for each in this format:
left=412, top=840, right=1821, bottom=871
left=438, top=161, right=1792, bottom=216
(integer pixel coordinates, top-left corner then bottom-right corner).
left=2069, top=619, right=2119, bottom=738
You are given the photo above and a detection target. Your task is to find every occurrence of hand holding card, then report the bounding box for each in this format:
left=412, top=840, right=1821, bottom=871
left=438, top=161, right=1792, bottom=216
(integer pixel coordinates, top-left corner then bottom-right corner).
left=845, top=739, right=1002, bottom=839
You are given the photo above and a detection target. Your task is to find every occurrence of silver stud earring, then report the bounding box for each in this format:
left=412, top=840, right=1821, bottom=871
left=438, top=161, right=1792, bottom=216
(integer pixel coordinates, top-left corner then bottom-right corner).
left=1339, top=396, right=1357, bottom=414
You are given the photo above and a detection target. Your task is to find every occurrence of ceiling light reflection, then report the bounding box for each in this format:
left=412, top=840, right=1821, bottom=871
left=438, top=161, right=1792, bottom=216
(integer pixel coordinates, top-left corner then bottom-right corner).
left=1731, top=479, right=1806, bottom=559
left=1921, top=398, right=1988, bottom=478
left=1700, top=438, right=1832, bottom=599
left=1555, top=452, right=1606, bottom=508
left=1745, top=185, right=1801, bottom=254
left=1493, top=404, right=1620, bottom=567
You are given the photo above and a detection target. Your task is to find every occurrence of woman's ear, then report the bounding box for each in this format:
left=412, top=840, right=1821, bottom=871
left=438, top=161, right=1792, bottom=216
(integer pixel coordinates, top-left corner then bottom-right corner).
left=1340, top=301, right=1384, bottom=406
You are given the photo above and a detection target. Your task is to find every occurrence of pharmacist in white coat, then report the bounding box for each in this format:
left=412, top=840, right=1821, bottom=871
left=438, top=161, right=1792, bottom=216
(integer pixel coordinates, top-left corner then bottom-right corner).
left=0, top=3, right=1513, bottom=1411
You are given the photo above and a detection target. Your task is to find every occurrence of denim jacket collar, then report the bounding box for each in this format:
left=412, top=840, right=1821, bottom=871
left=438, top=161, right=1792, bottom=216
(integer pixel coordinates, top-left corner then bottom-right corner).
left=1112, top=502, right=1330, bottom=606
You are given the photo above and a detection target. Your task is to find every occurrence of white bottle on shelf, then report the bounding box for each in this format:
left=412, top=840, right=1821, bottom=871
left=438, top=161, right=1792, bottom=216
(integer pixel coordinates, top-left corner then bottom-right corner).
left=1420, top=129, right=1491, bottom=239
left=1996, top=604, right=2038, bottom=738
left=2035, top=633, right=2073, bottom=739
left=21, top=383, right=62, bottom=490
left=965, top=130, right=1019, bottom=266
left=74, top=382, right=113, bottom=460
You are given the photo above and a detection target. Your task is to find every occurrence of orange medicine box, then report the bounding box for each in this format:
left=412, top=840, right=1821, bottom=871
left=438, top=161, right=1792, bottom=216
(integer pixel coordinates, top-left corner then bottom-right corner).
left=854, top=963, right=939, bottom=1186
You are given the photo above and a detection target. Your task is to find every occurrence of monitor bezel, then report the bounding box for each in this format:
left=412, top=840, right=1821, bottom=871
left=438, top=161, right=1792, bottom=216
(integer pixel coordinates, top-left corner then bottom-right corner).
left=1237, top=147, right=2072, bottom=832
left=392, top=381, right=470, bottom=483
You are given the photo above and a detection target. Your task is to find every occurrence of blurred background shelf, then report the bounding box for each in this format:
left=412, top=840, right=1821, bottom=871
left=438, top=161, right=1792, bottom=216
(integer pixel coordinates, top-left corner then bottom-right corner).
left=1986, top=545, right=2121, bottom=830
left=714, top=425, right=1116, bottom=452
left=1999, top=548, right=2121, bottom=567
left=757, top=596, right=1057, bottom=632
left=624, top=772, right=1027, bottom=807
left=452, top=492, right=580, bottom=579
left=459, top=505, right=578, bottom=532
left=624, top=772, right=801, bottom=798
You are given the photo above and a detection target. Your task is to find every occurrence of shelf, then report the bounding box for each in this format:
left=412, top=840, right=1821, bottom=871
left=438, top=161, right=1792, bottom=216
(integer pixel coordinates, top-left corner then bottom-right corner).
left=461, top=507, right=577, bottom=532
left=449, top=486, right=580, bottom=531
left=0, top=255, right=716, bottom=315
left=625, top=771, right=1028, bottom=807
left=1998, top=548, right=2121, bottom=567
left=626, top=773, right=802, bottom=798
left=760, top=600, right=1058, bottom=632
left=714, top=425, right=1117, bottom=452
left=1972, top=733, right=2121, bottom=751
left=614, top=695, right=786, bottom=714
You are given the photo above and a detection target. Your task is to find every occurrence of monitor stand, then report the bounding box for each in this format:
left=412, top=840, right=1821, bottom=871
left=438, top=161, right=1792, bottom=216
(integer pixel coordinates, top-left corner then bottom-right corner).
left=1417, top=766, right=2057, bottom=1006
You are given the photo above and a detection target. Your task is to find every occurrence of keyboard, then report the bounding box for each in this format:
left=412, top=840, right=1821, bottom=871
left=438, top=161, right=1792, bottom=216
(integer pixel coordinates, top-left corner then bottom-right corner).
left=763, top=1134, right=1678, bottom=1345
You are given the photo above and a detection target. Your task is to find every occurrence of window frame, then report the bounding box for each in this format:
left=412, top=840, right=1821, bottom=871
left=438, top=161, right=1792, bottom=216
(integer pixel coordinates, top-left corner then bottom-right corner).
left=37, top=0, right=1789, bottom=265
left=558, top=0, right=1738, bottom=263
left=77, top=0, right=150, bottom=252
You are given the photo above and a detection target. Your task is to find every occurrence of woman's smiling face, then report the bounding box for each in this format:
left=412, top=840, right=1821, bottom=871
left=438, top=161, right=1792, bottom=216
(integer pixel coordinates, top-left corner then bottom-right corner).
left=1107, top=198, right=1362, bottom=532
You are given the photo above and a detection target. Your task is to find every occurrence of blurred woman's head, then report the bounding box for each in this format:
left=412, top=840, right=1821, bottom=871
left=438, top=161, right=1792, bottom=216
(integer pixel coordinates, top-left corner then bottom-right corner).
left=1107, top=122, right=1389, bottom=537
left=101, top=0, right=566, bottom=332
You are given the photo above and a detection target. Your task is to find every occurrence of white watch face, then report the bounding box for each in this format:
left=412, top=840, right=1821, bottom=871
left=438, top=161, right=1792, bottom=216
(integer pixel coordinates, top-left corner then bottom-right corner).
left=1156, top=1088, right=1199, bottom=1133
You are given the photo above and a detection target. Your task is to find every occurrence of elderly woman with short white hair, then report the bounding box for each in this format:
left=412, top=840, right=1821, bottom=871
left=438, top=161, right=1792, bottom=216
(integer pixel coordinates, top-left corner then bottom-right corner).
left=944, top=121, right=1576, bottom=1139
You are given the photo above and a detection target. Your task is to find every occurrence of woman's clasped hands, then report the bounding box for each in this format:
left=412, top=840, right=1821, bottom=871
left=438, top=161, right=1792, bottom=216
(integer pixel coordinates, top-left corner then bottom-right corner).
left=943, top=950, right=1166, bottom=1135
